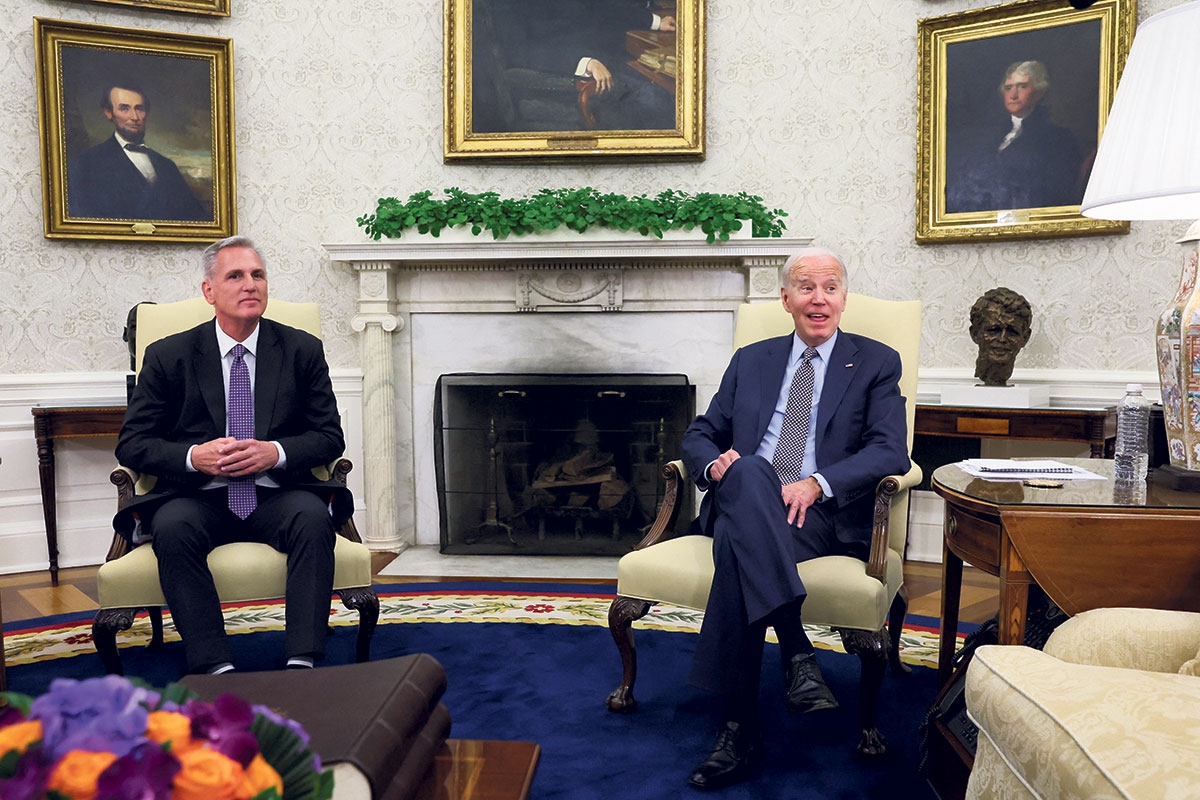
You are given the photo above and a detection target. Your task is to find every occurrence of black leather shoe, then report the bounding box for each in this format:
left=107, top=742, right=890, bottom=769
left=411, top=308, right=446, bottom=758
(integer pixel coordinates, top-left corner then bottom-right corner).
left=687, top=720, right=762, bottom=790
left=785, top=652, right=839, bottom=713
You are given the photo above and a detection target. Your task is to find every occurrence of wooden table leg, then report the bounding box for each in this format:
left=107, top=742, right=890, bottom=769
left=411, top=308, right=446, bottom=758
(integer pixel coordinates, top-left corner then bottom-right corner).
left=938, top=538, right=964, bottom=687
left=997, top=544, right=1031, bottom=646
left=33, top=415, right=60, bottom=587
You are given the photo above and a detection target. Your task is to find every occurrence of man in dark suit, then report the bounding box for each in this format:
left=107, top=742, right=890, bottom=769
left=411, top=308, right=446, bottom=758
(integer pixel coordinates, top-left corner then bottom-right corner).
left=474, top=0, right=676, bottom=132
left=67, top=83, right=208, bottom=221
left=114, top=235, right=352, bottom=675
left=680, top=248, right=911, bottom=789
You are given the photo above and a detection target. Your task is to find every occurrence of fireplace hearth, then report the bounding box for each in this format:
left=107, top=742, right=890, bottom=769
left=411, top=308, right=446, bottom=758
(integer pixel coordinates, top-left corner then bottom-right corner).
left=435, top=374, right=695, bottom=556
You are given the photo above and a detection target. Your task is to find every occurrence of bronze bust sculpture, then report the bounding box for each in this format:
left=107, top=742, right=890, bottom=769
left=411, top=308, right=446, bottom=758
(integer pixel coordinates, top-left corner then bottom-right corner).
left=969, top=287, right=1032, bottom=387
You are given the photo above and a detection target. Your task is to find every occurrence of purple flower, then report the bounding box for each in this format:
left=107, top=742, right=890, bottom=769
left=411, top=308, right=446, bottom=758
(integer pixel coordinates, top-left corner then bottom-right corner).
left=30, top=676, right=159, bottom=761
left=182, top=695, right=259, bottom=767
left=0, top=749, right=55, bottom=800
left=0, top=703, right=27, bottom=729
left=95, top=741, right=181, bottom=800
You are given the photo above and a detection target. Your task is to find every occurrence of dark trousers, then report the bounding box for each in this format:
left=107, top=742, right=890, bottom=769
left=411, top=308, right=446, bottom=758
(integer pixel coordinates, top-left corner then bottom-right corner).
left=150, top=487, right=336, bottom=673
left=689, top=456, right=841, bottom=697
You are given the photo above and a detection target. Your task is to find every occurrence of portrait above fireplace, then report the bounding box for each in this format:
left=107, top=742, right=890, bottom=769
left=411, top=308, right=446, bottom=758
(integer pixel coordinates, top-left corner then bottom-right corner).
left=435, top=373, right=695, bottom=556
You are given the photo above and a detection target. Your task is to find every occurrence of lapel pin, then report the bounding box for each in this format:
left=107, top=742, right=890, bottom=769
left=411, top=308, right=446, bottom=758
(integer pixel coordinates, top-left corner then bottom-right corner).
left=845, top=362, right=854, bottom=367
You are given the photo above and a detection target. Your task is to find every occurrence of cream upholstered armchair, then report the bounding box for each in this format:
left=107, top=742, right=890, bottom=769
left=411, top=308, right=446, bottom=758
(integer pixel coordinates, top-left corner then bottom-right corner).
left=605, top=294, right=923, bottom=756
left=966, top=607, right=1200, bottom=798
left=93, top=298, right=378, bottom=675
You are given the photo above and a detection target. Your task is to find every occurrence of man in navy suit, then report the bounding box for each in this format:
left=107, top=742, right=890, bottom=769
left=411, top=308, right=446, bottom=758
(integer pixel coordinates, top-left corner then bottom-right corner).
left=115, top=236, right=352, bottom=675
left=67, top=83, right=208, bottom=221
left=680, top=248, right=911, bottom=789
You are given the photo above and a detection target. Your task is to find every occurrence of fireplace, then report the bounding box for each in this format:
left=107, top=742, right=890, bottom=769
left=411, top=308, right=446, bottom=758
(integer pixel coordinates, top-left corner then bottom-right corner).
left=324, top=235, right=809, bottom=552
left=435, top=373, right=695, bottom=555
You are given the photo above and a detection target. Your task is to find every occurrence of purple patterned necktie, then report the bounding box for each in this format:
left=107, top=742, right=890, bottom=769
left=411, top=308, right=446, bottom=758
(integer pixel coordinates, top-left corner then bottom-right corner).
left=772, top=347, right=818, bottom=485
left=227, top=344, right=257, bottom=519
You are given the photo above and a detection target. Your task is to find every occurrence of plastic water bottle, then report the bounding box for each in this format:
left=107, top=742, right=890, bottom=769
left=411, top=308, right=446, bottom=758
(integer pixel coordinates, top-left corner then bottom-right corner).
left=1113, top=383, right=1151, bottom=482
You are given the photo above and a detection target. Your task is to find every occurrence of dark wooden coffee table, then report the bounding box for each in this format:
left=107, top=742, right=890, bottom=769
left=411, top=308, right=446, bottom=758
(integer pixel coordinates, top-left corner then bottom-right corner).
left=418, top=740, right=540, bottom=800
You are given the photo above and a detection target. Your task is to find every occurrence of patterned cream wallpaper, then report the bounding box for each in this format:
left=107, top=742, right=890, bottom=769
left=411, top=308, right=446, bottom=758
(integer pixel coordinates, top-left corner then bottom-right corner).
left=0, top=0, right=1183, bottom=377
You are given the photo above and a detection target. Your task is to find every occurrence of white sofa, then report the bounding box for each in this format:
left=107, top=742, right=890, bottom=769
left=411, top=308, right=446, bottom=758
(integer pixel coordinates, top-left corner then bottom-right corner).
left=964, top=607, right=1200, bottom=799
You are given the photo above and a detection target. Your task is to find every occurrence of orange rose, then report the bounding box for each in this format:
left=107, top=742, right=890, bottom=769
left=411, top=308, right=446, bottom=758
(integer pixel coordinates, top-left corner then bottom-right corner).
left=46, top=749, right=120, bottom=800
left=173, top=747, right=245, bottom=800
left=146, top=710, right=197, bottom=754
left=0, top=719, right=43, bottom=759
left=237, top=753, right=283, bottom=799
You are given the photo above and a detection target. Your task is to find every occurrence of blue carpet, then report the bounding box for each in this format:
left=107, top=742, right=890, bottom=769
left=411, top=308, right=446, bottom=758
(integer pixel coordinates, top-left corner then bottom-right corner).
left=4, top=583, right=941, bottom=799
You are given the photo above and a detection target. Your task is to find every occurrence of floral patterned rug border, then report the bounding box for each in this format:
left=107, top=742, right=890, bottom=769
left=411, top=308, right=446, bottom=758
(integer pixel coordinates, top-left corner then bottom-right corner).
left=4, top=590, right=953, bottom=670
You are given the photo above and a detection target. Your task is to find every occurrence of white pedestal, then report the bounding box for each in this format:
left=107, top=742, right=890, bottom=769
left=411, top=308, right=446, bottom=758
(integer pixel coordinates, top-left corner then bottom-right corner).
left=941, top=384, right=1051, bottom=409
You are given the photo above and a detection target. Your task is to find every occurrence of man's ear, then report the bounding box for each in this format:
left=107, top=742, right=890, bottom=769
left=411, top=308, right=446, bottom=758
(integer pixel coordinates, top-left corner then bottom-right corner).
left=201, top=280, right=214, bottom=304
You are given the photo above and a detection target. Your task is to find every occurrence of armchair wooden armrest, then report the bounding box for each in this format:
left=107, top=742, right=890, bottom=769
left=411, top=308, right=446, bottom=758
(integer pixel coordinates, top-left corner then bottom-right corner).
left=631, top=460, right=690, bottom=550
left=107, top=456, right=362, bottom=561
left=866, top=461, right=922, bottom=582
left=633, top=459, right=923, bottom=576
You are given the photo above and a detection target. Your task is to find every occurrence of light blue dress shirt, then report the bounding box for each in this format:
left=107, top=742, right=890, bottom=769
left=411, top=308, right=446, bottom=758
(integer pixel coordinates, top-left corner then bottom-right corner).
left=754, top=331, right=838, bottom=498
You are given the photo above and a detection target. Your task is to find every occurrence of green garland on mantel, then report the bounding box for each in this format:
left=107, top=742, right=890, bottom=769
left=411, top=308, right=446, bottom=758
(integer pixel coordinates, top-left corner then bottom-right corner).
left=357, top=187, right=788, bottom=244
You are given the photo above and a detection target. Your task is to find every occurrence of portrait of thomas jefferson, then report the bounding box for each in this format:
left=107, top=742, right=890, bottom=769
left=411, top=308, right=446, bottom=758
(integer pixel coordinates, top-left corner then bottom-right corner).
left=60, top=47, right=214, bottom=223
left=941, top=22, right=1100, bottom=215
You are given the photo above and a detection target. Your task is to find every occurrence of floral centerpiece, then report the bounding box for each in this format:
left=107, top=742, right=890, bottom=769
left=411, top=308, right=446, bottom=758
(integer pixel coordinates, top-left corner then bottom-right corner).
left=357, top=187, right=788, bottom=244
left=0, top=675, right=333, bottom=800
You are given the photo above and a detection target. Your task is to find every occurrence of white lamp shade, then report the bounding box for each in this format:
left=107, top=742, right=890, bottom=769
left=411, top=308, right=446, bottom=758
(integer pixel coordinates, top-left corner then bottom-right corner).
left=1080, top=1, right=1200, bottom=221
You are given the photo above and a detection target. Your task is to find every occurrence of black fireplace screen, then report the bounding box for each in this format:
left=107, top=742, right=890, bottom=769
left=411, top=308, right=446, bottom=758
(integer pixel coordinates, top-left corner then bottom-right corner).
left=434, top=373, right=695, bottom=555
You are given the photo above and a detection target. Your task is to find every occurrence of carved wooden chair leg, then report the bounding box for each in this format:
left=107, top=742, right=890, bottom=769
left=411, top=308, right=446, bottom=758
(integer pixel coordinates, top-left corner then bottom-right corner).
left=92, top=607, right=139, bottom=676
left=147, top=607, right=165, bottom=651
left=339, top=587, right=380, bottom=663
left=887, top=588, right=911, bottom=675
left=606, top=595, right=652, bottom=712
left=838, top=626, right=890, bottom=757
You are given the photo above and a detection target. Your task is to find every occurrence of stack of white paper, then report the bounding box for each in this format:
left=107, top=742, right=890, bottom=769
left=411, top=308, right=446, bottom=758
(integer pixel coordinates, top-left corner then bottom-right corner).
left=956, top=459, right=1105, bottom=481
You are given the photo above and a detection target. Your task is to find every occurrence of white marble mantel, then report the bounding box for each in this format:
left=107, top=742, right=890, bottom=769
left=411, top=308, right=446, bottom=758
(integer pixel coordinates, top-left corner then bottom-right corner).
left=324, top=235, right=812, bottom=551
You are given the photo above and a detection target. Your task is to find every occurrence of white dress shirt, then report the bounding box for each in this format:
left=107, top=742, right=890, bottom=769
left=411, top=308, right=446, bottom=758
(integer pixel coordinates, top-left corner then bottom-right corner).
left=186, top=321, right=286, bottom=484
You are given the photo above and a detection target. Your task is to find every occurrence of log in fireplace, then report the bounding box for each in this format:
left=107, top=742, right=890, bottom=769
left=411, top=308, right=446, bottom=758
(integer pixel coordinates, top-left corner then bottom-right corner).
left=434, top=373, right=695, bottom=555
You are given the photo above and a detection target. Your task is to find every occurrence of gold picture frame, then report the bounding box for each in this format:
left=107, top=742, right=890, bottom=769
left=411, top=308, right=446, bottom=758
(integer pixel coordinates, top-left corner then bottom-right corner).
left=916, top=0, right=1134, bottom=244
left=71, top=0, right=230, bottom=17
left=35, top=18, right=236, bottom=242
left=444, top=0, right=704, bottom=162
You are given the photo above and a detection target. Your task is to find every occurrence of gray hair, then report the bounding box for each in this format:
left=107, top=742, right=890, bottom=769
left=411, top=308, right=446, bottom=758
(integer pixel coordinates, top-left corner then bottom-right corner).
left=779, top=246, right=849, bottom=291
left=999, top=61, right=1050, bottom=94
left=201, top=236, right=264, bottom=281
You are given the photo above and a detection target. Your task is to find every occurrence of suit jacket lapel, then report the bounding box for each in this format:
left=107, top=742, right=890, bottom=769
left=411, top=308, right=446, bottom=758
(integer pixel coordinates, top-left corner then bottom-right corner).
left=195, top=322, right=226, bottom=434
left=756, top=335, right=791, bottom=445
left=254, top=319, right=283, bottom=438
left=815, top=332, right=859, bottom=442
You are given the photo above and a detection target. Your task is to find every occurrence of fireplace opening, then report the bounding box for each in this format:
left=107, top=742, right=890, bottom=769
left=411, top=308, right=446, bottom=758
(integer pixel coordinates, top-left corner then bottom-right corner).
left=434, top=373, right=696, bottom=556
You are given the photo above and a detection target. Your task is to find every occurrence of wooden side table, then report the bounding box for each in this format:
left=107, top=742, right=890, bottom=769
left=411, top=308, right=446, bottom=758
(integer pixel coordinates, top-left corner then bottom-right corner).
left=31, top=405, right=126, bottom=586
left=932, top=457, right=1200, bottom=685
left=914, top=404, right=1116, bottom=457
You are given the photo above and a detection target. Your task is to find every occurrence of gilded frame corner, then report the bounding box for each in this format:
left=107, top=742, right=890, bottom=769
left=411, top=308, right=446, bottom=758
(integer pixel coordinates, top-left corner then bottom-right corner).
left=916, top=0, right=1134, bottom=244
left=71, top=0, right=231, bottom=17
left=443, top=0, right=704, bottom=162
left=35, top=18, right=236, bottom=242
